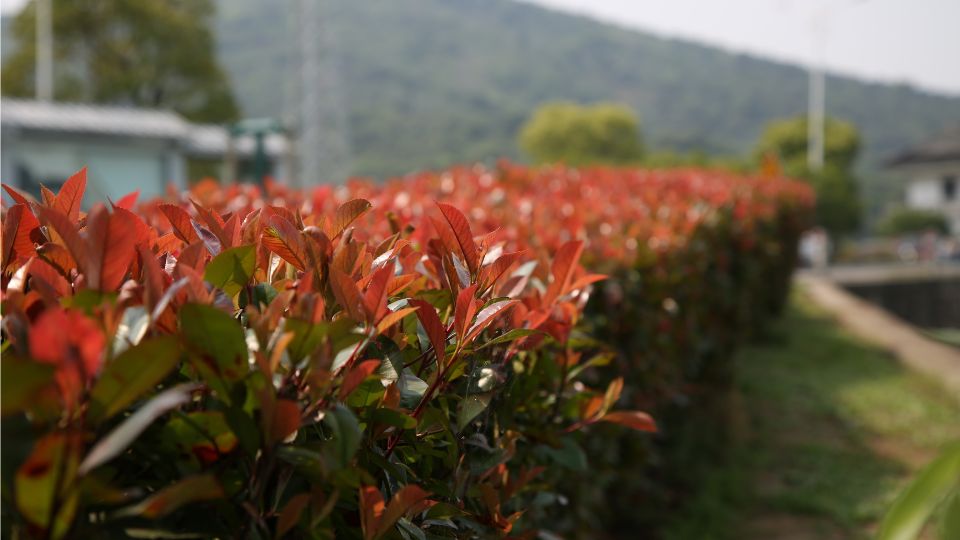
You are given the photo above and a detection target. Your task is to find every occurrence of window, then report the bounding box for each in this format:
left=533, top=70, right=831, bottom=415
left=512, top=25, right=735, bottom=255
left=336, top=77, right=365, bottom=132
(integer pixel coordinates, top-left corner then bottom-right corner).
left=944, top=175, right=957, bottom=201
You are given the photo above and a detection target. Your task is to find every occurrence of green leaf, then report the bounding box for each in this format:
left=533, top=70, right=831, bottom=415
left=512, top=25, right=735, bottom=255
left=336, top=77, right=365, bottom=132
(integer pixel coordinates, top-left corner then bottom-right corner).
left=203, top=245, right=255, bottom=298
left=88, top=336, right=181, bottom=424
left=457, top=393, right=492, bottom=432
left=322, top=405, right=361, bottom=470
left=180, top=304, right=249, bottom=397
left=941, top=492, right=960, bottom=540
left=165, top=411, right=239, bottom=461
left=15, top=432, right=80, bottom=535
left=1, top=356, right=54, bottom=416
left=79, top=384, right=197, bottom=475
left=284, top=318, right=328, bottom=363
left=115, top=475, right=223, bottom=518
left=370, top=408, right=417, bottom=430
left=877, top=443, right=960, bottom=540
left=473, top=328, right=538, bottom=350
left=536, top=437, right=588, bottom=472
left=398, top=370, right=428, bottom=409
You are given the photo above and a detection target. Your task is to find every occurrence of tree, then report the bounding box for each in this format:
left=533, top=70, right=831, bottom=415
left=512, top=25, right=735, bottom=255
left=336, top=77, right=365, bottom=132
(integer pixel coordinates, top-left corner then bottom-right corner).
left=518, top=102, right=644, bottom=166
left=755, top=116, right=862, bottom=236
left=878, top=208, right=949, bottom=236
left=2, top=0, right=240, bottom=123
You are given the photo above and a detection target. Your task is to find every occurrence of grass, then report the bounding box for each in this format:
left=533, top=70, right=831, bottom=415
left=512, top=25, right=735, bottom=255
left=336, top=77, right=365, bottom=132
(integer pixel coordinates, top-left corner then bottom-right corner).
left=665, top=289, right=960, bottom=539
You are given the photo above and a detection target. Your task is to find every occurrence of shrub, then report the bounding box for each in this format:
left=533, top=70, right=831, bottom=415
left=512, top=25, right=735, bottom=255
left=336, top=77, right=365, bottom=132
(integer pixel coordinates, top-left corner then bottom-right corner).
left=878, top=208, right=950, bottom=236
left=1, top=161, right=812, bottom=538
left=1, top=170, right=652, bottom=539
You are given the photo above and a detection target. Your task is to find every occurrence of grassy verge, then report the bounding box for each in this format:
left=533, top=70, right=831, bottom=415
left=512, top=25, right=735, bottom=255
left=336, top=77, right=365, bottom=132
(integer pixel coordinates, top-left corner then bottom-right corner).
left=665, top=289, right=960, bottom=539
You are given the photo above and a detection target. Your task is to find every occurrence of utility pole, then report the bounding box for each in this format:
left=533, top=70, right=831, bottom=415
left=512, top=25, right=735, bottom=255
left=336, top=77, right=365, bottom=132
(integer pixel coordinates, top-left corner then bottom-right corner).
left=297, top=0, right=352, bottom=186
left=35, top=0, right=53, bottom=101
left=807, top=6, right=827, bottom=172
left=806, top=54, right=825, bottom=171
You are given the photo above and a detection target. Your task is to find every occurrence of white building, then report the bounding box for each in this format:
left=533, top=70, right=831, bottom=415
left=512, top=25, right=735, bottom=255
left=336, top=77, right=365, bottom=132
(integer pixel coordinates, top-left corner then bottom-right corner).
left=1, top=99, right=290, bottom=204
left=888, top=124, right=960, bottom=235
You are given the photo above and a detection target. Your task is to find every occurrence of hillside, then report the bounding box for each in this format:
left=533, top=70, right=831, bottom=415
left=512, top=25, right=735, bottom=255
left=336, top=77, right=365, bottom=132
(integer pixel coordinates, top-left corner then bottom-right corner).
left=214, top=0, right=960, bottom=179
left=3, top=0, right=959, bottom=182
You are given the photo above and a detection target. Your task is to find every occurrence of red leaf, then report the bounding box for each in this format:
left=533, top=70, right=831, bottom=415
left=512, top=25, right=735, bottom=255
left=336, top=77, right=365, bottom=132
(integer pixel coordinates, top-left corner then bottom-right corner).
left=190, top=200, right=227, bottom=245
left=362, top=262, right=394, bottom=324
left=377, top=485, right=430, bottom=538
left=36, top=206, right=87, bottom=272
left=409, top=298, right=447, bottom=366
left=454, top=284, right=479, bottom=343
left=3, top=183, right=33, bottom=206
left=597, top=411, right=657, bottom=432
left=270, top=399, right=301, bottom=444
left=359, top=486, right=386, bottom=540
left=544, top=240, right=584, bottom=305
left=376, top=306, right=419, bottom=334
left=2, top=204, right=40, bottom=268
left=28, top=257, right=71, bottom=297
left=261, top=216, right=307, bottom=271
left=329, top=266, right=365, bottom=322
left=435, top=202, right=479, bottom=275
left=139, top=245, right=167, bottom=312
left=29, top=308, right=105, bottom=409
left=84, top=206, right=139, bottom=291
left=466, top=299, right=518, bottom=342
left=331, top=199, right=372, bottom=238
left=114, top=190, right=140, bottom=210
left=53, top=167, right=87, bottom=222
left=159, top=204, right=200, bottom=244
left=339, top=359, right=381, bottom=400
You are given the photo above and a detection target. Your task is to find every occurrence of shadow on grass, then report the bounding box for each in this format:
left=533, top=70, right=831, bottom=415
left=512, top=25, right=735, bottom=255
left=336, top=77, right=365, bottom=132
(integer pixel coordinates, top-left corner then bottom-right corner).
left=664, top=290, right=960, bottom=540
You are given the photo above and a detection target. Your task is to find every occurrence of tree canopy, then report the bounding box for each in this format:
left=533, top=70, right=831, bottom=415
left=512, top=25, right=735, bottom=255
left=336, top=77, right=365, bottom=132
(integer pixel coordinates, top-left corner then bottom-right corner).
left=755, top=115, right=862, bottom=236
left=2, top=0, right=240, bottom=123
left=518, top=102, right=644, bottom=166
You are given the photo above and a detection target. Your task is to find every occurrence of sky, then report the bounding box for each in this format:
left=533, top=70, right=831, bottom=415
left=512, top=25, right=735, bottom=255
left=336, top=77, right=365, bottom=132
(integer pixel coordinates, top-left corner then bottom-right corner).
left=525, top=0, right=960, bottom=95
left=2, top=0, right=958, bottom=95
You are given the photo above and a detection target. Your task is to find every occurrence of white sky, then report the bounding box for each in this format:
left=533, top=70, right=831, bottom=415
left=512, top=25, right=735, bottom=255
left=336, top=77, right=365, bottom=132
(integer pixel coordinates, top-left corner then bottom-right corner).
left=525, top=0, right=960, bottom=95
left=2, top=0, right=958, bottom=94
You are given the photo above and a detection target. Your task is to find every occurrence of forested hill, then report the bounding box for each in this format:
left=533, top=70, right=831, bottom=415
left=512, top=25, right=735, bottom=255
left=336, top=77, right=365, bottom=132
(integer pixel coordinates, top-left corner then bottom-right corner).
left=213, top=0, right=960, bottom=177
left=4, top=0, right=958, bottom=178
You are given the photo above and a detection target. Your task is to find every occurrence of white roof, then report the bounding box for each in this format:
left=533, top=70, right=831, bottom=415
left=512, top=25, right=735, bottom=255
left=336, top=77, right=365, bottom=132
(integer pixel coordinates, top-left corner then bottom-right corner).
left=1, top=98, right=189, bottom=139
left=1, top=99, right=289, bottom=157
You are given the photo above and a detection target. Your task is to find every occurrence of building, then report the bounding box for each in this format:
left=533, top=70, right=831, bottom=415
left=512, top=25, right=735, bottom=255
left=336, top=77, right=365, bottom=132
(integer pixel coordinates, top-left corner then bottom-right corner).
left=1, top=99, right=291, bottom=204
left=888, top=124, right=960, bottom=235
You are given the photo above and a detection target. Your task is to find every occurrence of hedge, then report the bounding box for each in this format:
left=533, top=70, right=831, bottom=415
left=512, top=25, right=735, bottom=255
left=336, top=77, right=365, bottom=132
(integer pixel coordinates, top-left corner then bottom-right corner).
left=1, top=162, right=812, bottom=539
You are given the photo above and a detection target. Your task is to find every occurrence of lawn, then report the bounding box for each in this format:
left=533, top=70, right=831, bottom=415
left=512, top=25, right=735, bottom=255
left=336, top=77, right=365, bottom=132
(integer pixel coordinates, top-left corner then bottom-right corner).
left=666, top=289, right=960, bottom=539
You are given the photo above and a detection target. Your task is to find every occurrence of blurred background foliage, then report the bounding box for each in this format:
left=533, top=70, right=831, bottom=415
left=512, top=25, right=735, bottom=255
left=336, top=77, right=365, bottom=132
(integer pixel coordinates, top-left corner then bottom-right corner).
left=519, top=102, right=644, bottom=166
left=1, top=0, right=239, bottom=123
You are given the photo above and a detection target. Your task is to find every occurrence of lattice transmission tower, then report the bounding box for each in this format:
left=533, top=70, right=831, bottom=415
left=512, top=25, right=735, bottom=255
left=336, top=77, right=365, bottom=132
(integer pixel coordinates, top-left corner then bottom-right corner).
left=295, top=0, right=353, bottom=186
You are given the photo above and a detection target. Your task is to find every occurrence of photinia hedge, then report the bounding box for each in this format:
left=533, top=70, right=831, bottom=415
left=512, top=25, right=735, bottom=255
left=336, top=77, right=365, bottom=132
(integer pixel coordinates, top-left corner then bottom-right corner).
left=1, top=161, right=812, bottom=539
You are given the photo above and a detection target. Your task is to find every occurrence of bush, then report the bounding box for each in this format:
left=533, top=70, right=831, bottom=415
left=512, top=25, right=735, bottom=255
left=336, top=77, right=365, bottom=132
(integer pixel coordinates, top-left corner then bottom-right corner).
left=878, top=208, right=949, bottom=236
left=1, top=162, right=812, bottom=538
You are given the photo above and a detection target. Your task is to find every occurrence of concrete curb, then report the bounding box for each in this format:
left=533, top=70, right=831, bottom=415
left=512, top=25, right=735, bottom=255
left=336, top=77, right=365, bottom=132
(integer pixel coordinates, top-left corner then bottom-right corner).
left=797, top=272, right=960, bottom=395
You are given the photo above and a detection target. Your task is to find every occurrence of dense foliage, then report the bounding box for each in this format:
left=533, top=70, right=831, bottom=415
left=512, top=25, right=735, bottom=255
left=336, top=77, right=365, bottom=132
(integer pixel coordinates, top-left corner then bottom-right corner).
left=1, top=162, right=812, bottom=538
left=202, top=0, right=960, bottom=178
left=518, top=102, right=644, bottom=166
left=755, top=116, right=862, bottom=236
left=2, top=0, right=239, bottom=123
left=878, top=208, right=950, bottom=236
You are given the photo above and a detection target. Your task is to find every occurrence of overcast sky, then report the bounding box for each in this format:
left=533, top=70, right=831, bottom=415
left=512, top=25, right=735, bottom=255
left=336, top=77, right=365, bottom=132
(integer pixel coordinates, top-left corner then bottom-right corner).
left=525, top=0, right=960, bottom=95
left=2, top=0, right=958, bottom=94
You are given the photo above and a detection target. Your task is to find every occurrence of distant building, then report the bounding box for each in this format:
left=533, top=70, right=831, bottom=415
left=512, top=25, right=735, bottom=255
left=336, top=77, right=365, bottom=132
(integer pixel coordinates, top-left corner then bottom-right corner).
left=888, top=124, right=960, bottom=235
left=1, top=99, right=291, bottom=204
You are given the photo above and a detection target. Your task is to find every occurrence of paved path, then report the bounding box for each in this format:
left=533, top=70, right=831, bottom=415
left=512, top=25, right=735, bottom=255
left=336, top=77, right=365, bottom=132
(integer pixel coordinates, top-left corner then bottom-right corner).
left=798, top=272, right=960, bottom=396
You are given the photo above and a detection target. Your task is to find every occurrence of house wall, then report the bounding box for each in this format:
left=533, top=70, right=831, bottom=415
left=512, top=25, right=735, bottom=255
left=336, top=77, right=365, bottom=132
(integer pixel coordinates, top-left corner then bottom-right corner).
left=899, top=161, right=960, bottom=235
left=1, top=129, right=185, bottom=205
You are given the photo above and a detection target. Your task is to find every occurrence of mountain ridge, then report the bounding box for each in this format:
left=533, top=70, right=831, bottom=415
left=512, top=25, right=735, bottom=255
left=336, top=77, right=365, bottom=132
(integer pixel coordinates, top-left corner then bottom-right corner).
left=213, top=0, right=960, bottom=178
